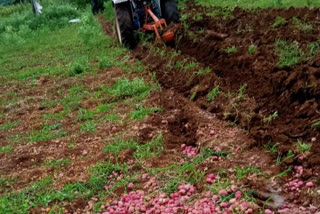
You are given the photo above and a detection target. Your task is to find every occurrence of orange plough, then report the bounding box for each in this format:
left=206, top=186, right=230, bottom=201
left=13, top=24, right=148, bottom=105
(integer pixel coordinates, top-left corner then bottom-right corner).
left=142, top=5, right=180, bottom=43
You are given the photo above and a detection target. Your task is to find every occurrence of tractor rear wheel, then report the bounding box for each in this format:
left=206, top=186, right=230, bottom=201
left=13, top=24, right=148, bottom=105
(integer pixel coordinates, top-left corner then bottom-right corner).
left=114, top=2, right=137, bottom=49
left=161, top=0, right=179, bottom=25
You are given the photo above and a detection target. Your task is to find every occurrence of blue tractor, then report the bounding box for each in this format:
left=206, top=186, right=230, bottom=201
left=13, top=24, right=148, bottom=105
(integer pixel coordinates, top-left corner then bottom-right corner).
left=112, top=0, right=180, bottom=49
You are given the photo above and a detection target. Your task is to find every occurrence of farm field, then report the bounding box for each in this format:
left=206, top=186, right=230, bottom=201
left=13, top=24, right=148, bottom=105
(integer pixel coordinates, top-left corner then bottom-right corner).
left=0, top=0, right=319, bottom=213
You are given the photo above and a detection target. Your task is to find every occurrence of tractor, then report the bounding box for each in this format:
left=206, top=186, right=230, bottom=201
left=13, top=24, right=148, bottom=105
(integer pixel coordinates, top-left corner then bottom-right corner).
left=112, top=0, right=180, bottom=49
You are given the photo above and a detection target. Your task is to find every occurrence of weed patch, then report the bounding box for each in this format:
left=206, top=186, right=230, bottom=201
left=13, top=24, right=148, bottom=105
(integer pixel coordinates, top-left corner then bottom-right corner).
left=207, top=86, right=220, bottom=102
left=110, top=78, right=154, bottom=100
left=272, top=16, right=287, bottom=28
left=80, top=120, right=97, bottom=133
left=28, top=123, right=67, bottom=143
left=275, top=40, right=305, bottom=67
left=0, top=146, right=14, bottom=153
left=43, top=158, right=71, bottom=168
left=130, top=105, right=161, bottom=120
left=0, top=121, right=20, bottom=131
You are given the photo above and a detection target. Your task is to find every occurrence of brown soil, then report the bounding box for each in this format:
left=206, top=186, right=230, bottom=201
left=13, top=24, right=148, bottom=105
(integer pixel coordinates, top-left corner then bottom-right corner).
left=126, top=4, right=320, bottom=208
left=175, top=5, right=320, bottom=173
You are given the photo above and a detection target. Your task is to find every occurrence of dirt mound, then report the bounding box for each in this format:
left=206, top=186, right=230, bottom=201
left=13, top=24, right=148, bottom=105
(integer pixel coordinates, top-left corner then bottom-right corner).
left=174, top=5, right=320, bottom=171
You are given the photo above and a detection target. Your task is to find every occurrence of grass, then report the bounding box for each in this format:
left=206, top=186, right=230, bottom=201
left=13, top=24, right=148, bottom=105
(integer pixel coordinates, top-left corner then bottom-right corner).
left=237, top=83, right=247, bottom=101
left=264, top=142, right=280, bottom=154
left=103, top=138, right=138, bottom=155
left=68, top=59, right=88, bottom=77
left=0, top=121, right=20, bottom=131
left=276, top=166, right=292, bottom=178
left=235, top=165, right=262, bottom=179
left=209, top=177, right=231, bottom=194
left=0, top=146, right=14, bottom=153
left=262, top=111, right=278, bottom=124
left=80, top=120, right=97, bottom=133
left=0, top=161, right=134, bottom=213
left=272, top=16, right=287, bottom=28
left=43, top=109, right=70, bottom=121
left=292, top=17, right=313, bottom=33
left=77, top=108, right=96, bottom=121
left=109, top=78, right=154, bottom=101
left=224, top=46, right=238, bottom=54
left=103, top=135, right=164, bottom=161
left=248, top=44, right=257, bottom=55
left=43, top=158, right=71, bottom=168
left=196, top=67, right=211, bottom=75
left=207, top=86, right=220, bottom=102
left=275, top=40, right=305, bottom=67
left=276, top=150, right=295, bottom=165
left=311, top=120, right=320, bottom=128
left=308, top=41, right=320, bottom=57
left=296, top=140, right=312, bottom=153
left=99, top=56, right=113, bottom=69
left=28, top=123, right=67, bottom=143
left=130, top=105, right=161, bottom=120
left=101, top=113, right=120, bottom=123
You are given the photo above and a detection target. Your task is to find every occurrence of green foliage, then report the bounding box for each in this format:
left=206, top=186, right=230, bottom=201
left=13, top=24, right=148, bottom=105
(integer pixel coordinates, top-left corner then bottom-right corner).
left=272, top=16, right=287, bottom=28
left=248, top=44, right=257, bottom=55
left=308, top=41, right=320, bottom=57
left=262, top=111, right=278, bottom=123
left=224, top=46, right=238, bottom=54
left=0, top=146, right=14, bottom=153
left=297, top=140, right=312, bottom=153
left=99, top=56, right=113, bottom=69
left=77, top=108, right=95, bottom=121
left=162, top=178, right=180, bottom=195
left=209, top=177, right=231, bottom=194
left=0, top=161, right=131, bottom=213
left=196, top=67, right=211, bottom=75
left=264, top=142, right=280, bottom=154
left=0, top=3, right=80, bottom=50
left=101, top=114, right=120, bottom=122
left=0, top=121, right=20, bottom=131
left=43, top=158, right=71, bottom=168
left=275, top=40, right=305, bottom=67
left=185, top=62, right=199, bottom=70
left=28, top=123, right=66, bottom=143
left=207, top=8, right=232, bottom=18
left=78, top=12, right=107, bottom=46
left=134, top=135, right=164, bottom=160
left=276, top=150, right=295, bottom=165
left=207, top=86, right=220, bottom=102
left=103, top=138, right=138, bottom=154
left=237, top=83, right=247, bottom=101
left=292, top=17, right=313, bottom=33
left=68, top=0, right=90, bottom=8
left=0, top=2, right=29, bottom=16
left=276, top=166, right=292, bottom=178
left=104, top=1, right=114, bottom=21
left=43, top=109, right=70, bottom=121
left=80, top=120, right=97, bottom=133
left=282, top=150, right=295, bottom=162
left=130, top=105, right=161, bottom=120
left=96, top=103, right=113, bottom=113
left=103, top=135, right=164, bottom=160
left=110, top=78, right=152, bottom=100
left=69, top=59, right=88, bottom=76
left=311, top=120, right=320, bottom=128
left=235, top=165, right=262, bottom=179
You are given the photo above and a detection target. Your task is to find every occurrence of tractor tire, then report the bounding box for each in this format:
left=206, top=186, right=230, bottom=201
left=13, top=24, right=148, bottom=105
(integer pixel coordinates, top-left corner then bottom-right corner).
left=161, top=0, right=179, bottom=25
left=114, top=3, right=137, bottom=49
